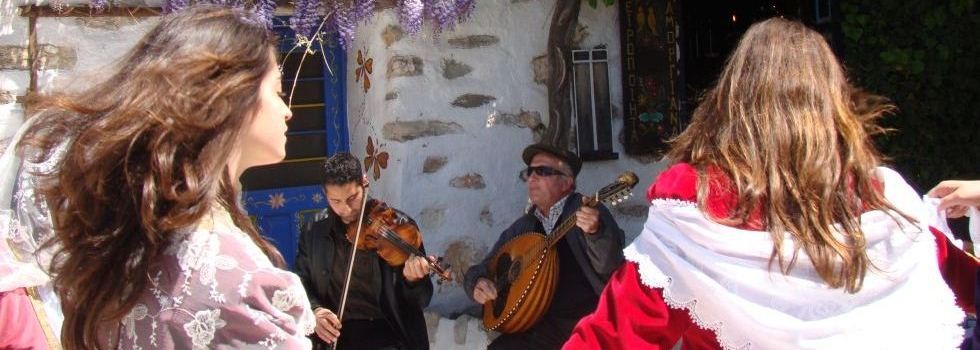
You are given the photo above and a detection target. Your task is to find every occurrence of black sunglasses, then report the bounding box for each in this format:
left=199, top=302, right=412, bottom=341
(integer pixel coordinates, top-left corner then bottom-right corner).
left=519, top=166, right=570, bottom=181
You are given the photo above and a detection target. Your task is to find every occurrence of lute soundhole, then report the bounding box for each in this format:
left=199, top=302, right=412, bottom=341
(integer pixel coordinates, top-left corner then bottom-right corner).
left=492, top=254, right=520, bottom=317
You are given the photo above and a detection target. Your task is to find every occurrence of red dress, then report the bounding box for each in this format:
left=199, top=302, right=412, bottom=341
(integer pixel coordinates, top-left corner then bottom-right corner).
left=563, top=163, right=977, bottom=350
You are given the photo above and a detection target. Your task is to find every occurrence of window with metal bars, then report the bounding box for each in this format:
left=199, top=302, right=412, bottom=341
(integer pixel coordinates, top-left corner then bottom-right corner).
left=571, top=46, right=619, bottom=161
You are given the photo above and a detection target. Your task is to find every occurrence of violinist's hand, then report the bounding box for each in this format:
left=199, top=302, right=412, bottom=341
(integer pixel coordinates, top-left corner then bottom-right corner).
left=473, top=278, right=498, bottom=304
left=404, top=255, right=434, bottom=282
left=314, top=307, right=341, bottom=344
left=575, top=205, right=600, bottom=234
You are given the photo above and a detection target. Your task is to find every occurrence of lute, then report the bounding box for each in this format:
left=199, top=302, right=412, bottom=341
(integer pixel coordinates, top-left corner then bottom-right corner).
left=482, top=171, right=639, bottom=333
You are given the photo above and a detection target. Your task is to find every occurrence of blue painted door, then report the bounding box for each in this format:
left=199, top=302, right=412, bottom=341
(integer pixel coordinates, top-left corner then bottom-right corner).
left=241, top=19, right=348, bottom=268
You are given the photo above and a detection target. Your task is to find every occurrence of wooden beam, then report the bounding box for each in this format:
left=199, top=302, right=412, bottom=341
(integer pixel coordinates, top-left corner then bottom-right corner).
left=18, top=5, right=162, bottom=18
left=17, top=4, right=159, bottom=111
left=27, top=9, right=37, bottom=95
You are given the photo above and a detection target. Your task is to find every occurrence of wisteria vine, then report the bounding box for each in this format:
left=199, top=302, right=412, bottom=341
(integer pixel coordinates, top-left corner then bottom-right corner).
left=154, top=0, right=478, bottom=50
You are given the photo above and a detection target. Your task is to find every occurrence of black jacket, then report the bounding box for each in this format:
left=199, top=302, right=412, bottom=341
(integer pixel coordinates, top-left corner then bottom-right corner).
left=464, top=192, right=626, bottom=310
left=294, top=207, right=433, bottom=350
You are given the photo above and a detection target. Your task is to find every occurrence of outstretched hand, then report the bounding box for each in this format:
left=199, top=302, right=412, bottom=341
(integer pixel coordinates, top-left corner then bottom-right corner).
left=928, top=180, right=980, bottom=218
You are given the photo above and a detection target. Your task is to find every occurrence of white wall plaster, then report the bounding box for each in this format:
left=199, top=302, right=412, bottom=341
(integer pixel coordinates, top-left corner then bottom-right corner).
left=346, top=0, right=667, bottom=319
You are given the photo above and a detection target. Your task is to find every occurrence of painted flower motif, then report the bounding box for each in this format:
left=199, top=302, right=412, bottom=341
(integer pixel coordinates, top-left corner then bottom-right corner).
left=312, top=193, right=323, bottom=203
left=363, top=136, right=389, bottom=181
left=269, top=193, right=286, bottom=209
left=355, top=49, right=373, bottom=93
left=183, top=309, right=227, bottom=350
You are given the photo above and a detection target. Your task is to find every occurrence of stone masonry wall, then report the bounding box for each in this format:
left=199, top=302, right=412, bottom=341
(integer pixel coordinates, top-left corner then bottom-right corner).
left=344, top=0, right=667, bottom=320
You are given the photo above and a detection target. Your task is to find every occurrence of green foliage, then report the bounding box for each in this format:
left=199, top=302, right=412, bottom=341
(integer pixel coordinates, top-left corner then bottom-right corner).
left=841, top=0, right=979, bottom=191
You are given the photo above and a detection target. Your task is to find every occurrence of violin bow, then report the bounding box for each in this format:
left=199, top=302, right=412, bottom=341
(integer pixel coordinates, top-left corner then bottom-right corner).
left=332, top=176, right=371, bottom=349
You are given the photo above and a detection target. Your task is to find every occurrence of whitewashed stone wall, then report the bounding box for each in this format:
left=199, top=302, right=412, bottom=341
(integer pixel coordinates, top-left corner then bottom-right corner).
left=344, top=0, right=667, bottom=318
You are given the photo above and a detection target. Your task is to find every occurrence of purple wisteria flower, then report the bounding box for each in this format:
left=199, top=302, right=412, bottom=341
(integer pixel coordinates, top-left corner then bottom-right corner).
left=398, top=0, right=424, bottom=35
left=291, top=0, right=323, bottom=39
left=328, top=0, right=376, bottom=50
left=454, top=0, right=475, bottom=23
left=253, top=0, right=277, bottom=29
left=424, top=0, right=457, bottom=33
left=328, top=1, right=356, bottom=50
left=352, top=0, right=376, bottom=24
left=89, top=0, right=108, bottom=12
left=162, top=0, right=189, bottom=13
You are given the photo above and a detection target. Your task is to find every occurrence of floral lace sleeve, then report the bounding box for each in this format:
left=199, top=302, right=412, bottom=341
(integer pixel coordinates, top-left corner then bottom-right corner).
left=116, top=220, right=315, bottom=350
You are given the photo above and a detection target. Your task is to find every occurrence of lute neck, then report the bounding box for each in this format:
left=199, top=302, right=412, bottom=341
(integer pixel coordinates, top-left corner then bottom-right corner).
left=545, top=198, right=596, bottom=248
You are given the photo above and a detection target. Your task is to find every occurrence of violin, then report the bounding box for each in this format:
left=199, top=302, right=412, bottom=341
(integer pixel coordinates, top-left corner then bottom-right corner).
left=344, top=200, right=453, bottom=282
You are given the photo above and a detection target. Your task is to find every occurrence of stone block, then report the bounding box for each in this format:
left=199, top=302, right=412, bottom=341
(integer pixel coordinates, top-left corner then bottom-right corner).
left=424, top=312, right=441, bottom=345
left=382, top=24, right=404, bottom=48
left=532, top=54, right=548, bottom=85
left=492, top=109, right=545, bottom=142
left=454, top=314, right=473, bottom=344
left=387, top=55, right=423, bottom=78
left=447, top=35, right=499, bottom=49
left=443, top=240, right=485, bottom=283
left=450, top=173, right=485, bottom=189
left=382, top=120, right=463, bottom=142
left=479, top=205, right=493, bottom=227
left=38, top=44, right=76, bottom=70
left=1, top=45, right=77, bottom=70
left=74, top=16, right=142, bottom=30
left=441, top=58, right=472, bottom=80
left=0, top=90, right=14, bottom=105
left=419, top=207, right=445, bottom=231
left=0, top=45, right=27, bottom=70
left=452, top=94, right=496, bottom=108
left=423, top=155, right=448, bottom=173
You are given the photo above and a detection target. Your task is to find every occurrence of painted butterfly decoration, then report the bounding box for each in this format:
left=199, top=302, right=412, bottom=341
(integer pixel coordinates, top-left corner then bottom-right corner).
left=355, top=49, right=373, bottom=93
left=364, top=136, right=389, bottom=180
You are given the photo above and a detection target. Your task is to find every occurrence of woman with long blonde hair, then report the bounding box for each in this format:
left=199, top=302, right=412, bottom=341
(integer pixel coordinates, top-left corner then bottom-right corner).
left=9, top=6, right=314, bottom=349
left=565, top=18, right=976, bottom=349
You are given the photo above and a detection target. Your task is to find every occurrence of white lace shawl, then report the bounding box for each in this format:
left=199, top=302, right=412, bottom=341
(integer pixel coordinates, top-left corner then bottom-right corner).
left=112, top=209, right=316, bottom=349
left=625, top=167, right=966, bottom=350
left=0, top=117, right=65, bottom=337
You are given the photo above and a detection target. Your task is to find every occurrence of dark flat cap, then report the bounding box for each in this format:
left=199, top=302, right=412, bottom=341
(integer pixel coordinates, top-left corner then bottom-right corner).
left=522, top=143, right=582, bottom=177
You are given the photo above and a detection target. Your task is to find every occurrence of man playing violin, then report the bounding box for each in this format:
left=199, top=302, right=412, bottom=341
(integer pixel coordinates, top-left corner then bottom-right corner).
left=464, top=143, right=626, bottom=349
left=295, top=152, right=434, bottom=350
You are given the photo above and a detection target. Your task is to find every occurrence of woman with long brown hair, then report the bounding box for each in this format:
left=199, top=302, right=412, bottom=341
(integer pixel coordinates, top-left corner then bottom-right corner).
left=565, top=18, right=976, bottom=349
left=12, top=6, right=314, bottom=349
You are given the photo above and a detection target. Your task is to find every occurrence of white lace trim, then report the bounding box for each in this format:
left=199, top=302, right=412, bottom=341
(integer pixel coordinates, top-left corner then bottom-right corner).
left=625, top=167, right=966, bottom=350
left=115, top=223, right=315, bottom=348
